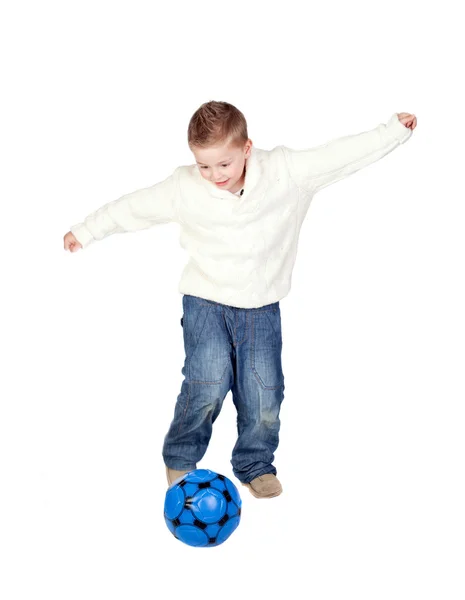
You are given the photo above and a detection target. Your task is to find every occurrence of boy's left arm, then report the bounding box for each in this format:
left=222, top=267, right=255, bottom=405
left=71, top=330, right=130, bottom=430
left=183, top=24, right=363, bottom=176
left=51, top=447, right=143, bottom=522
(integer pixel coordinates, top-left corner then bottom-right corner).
left=281, top=112, right=417, bottom=194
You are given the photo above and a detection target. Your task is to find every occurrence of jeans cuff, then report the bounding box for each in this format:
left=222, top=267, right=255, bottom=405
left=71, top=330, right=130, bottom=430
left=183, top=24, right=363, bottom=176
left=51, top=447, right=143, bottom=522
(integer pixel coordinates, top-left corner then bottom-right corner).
left=164, top=461, right=198, bottom=471
left=241, top=467, right=277, bottom=484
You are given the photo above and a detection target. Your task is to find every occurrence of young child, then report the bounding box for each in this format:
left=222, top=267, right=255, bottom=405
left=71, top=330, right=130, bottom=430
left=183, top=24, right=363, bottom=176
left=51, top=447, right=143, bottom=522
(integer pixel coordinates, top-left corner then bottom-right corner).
left=64, top=101, right=417, bottom=498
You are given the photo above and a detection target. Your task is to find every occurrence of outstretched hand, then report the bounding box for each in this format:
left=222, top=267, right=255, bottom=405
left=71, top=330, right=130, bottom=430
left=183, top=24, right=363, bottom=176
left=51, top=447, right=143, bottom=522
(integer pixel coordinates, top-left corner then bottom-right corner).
left=397, top=112, right=417, bottom=130
left=64, top=231, right=83, bottom=252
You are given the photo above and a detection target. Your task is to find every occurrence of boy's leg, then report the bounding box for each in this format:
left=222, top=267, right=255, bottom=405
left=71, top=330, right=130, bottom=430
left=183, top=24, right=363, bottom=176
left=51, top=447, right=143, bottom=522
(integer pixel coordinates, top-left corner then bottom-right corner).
left=230, top=303, right=285, bottom=487
left=162, top=295, right=234, bottom=471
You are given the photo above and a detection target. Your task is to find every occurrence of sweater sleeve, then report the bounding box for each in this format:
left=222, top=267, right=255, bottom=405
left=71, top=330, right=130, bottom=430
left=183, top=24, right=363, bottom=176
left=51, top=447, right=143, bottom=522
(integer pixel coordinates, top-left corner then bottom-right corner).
left=69, top=167, right=181, bottom=249
left=281, top=113, right=413, bottom=195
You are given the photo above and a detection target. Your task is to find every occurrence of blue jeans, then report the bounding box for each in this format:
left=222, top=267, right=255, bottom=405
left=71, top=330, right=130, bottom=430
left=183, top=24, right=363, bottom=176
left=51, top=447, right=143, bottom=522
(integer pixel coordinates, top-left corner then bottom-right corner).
left=162, top=294, right=286, bottom=484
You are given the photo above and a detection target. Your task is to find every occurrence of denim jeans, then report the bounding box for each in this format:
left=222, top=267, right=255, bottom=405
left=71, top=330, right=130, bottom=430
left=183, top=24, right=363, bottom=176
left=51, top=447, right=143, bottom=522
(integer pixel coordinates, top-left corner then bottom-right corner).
left=162, top=294, right=286, bottom=484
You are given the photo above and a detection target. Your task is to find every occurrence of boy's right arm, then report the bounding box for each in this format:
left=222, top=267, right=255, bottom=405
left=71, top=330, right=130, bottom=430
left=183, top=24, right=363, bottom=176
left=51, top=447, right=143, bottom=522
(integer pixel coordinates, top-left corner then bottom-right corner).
left=65, top=167, right=181, bottom=251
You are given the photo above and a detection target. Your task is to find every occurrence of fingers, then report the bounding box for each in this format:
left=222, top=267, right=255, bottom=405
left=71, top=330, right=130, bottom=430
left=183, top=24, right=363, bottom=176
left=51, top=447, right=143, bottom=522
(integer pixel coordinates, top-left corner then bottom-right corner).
left=64, top=232, right=82, bottom=251
left=399, top=113, right=417, bottom=130
left=64, top=241, right=81, bottom=252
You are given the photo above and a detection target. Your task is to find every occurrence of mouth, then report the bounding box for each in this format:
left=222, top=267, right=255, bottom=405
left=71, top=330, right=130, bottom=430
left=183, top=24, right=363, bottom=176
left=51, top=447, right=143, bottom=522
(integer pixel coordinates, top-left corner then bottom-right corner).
left=215, top=179, right=229, bottom=186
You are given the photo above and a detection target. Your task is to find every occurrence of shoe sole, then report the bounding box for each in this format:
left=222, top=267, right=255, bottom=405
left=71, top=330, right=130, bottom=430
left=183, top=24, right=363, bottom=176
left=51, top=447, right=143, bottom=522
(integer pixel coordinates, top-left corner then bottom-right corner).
left=242, top=482, right=283, bottom=499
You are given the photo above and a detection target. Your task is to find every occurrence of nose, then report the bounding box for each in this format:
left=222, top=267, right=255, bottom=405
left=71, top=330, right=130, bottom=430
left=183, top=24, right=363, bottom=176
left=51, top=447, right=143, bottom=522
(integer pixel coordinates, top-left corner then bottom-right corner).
left=211, top=170, right=224, bottom=182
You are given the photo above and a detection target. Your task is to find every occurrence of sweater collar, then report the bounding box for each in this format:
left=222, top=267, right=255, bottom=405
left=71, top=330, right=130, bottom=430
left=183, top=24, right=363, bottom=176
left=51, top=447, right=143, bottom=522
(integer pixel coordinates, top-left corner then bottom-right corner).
left=195, top=145, right=261, bottom=199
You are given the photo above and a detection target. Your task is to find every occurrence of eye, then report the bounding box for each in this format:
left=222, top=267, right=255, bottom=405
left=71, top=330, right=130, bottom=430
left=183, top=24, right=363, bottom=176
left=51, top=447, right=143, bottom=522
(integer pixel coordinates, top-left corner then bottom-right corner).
left=200, top=164, right=230, bottom=169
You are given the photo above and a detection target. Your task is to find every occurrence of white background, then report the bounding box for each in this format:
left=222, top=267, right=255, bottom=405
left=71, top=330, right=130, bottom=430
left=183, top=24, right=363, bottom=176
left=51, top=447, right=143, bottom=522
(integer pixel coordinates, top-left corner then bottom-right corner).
left=1, top=0, right=464, bottom=598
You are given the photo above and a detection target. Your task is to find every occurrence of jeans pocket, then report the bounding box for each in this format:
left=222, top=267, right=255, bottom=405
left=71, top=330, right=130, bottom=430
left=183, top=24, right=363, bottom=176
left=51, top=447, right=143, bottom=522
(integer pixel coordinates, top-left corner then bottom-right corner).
left=250, top=310, right=284, bottom=389
left=183, top=304, right=229, bottom=385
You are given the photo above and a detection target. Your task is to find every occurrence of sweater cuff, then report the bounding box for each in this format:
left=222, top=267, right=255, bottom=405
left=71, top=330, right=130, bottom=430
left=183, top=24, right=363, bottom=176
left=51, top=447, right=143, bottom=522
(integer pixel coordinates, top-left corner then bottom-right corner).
left=70, top=222, right=95, bottom=249
left=387, top=112, right=413, bottom=144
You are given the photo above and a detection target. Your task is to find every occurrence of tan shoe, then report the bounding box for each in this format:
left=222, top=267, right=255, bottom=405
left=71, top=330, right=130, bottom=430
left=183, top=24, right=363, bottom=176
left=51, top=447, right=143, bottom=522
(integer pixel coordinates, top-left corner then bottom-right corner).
left=166, top=466, right=196, bottom=486
left=243, top=473, right=283, bottom=498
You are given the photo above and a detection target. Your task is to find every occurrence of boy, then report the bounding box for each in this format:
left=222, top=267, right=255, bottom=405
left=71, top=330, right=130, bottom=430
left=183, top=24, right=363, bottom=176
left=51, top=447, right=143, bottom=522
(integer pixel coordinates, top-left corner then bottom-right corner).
left=64, top=101, right=417, bottom=498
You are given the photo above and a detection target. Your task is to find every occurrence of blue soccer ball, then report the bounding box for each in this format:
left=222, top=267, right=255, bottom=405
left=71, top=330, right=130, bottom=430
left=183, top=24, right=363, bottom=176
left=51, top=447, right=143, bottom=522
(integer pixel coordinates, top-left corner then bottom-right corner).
left=164, top=469, right=242, bottom=547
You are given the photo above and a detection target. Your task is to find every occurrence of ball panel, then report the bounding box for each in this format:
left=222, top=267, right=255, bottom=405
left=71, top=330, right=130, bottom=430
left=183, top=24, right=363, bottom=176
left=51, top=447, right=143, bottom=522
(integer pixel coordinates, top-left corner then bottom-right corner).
left=190, top=488, right=227, bottom=523
left=175, top=525, right=209, bottom=547
left=204, top=523, right=220, bottom=539
left=183, top=469, right=217, bottom=484
left=226, top=500, right=240, bottom=518
left=164, top=485, right=185, bottom=520
left=182, top=482, right=202, bottom=497
left=216, top=516, right=241, bottom=545
left=209, top=477, right=227, bottom=494
left=178, top=507, right=195, bottom=525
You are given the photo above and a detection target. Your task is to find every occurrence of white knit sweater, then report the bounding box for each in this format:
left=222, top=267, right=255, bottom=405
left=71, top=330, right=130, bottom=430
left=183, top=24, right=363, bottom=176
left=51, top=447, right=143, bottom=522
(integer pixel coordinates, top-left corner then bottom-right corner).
left=70, top=113, right=412, bottom=308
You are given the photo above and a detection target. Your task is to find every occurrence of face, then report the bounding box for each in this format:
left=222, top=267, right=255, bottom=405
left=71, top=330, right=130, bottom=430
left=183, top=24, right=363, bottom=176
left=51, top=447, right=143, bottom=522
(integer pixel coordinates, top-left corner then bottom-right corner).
left=192, top=139, right=252, bottom=193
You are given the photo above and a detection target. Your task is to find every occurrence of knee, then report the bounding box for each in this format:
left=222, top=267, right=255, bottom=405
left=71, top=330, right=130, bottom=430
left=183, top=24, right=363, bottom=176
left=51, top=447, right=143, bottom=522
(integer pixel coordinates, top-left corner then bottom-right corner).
left=259, top=409, right=280, bottom=429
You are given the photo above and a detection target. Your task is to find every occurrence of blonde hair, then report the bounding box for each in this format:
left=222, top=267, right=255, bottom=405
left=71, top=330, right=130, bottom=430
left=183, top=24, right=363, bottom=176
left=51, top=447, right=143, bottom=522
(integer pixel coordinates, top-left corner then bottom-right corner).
left=188, top=100, right=249, bottom=150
